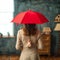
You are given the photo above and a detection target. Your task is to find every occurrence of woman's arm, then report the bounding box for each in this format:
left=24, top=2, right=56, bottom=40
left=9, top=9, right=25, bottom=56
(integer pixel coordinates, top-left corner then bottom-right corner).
left=37, top=30, right=43, bottom=49
left=38, top=38, right=43, bottom=49
left=15, top=30, right=23, bottom=50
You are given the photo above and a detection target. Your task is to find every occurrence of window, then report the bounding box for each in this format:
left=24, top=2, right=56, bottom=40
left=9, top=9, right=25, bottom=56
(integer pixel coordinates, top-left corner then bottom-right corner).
left=0, top=0, right=14, bottom=37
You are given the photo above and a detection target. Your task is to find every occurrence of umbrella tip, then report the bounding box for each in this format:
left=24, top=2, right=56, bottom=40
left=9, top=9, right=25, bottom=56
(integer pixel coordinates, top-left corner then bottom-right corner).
left=28, top=8, right=33, bottom=11
left=28, top=8, right=30, bottom=10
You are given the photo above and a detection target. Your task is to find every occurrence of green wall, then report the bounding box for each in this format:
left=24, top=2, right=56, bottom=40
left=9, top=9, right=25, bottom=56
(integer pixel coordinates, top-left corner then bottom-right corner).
left=14, top=0, right=60, bottom=34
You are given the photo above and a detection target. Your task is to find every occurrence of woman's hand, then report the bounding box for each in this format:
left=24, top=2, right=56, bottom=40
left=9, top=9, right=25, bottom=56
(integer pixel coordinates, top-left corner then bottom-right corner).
left=26, top=40, right=31, bottom=47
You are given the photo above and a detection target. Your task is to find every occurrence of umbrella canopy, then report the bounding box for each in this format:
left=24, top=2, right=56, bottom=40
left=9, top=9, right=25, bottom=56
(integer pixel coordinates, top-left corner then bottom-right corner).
left=11, top=10, right=49, bottom=24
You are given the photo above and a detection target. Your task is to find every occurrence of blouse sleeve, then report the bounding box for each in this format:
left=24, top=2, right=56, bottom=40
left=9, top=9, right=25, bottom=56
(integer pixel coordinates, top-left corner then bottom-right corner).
left=38, top=37, right=43, bottom=49
left=37, top=31, right=43, bottom=49
left=15, top=30, right=23, bottom=50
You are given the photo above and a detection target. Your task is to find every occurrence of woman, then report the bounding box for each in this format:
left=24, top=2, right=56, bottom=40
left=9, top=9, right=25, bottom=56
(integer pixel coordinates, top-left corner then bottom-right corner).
left=15, top=24, right=43, bottom=60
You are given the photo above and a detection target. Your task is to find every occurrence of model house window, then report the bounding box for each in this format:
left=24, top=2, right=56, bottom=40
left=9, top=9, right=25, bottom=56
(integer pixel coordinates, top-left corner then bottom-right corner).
left=0, top=0, right=14, bottom=36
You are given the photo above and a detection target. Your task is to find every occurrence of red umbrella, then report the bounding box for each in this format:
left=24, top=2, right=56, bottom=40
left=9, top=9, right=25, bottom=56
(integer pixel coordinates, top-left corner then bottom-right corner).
left=11, top=10, right=49, bottom=24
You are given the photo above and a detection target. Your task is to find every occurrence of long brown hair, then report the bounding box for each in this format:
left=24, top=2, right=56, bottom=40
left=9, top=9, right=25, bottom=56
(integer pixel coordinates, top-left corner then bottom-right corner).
left=23, top=24, right=37, bottom=36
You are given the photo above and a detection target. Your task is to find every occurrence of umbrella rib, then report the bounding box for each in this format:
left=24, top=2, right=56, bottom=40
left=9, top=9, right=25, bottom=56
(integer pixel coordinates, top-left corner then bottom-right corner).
left=19, top=12, right=28, bottom=24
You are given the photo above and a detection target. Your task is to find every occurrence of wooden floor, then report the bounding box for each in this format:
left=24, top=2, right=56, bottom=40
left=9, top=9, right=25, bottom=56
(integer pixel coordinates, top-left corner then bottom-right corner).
left=0, top=55, right=60, bottom=60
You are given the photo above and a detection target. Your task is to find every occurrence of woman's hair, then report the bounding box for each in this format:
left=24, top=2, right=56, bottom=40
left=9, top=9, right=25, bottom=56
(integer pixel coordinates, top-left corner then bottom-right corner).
left=23, top=24, right=37, bottom=36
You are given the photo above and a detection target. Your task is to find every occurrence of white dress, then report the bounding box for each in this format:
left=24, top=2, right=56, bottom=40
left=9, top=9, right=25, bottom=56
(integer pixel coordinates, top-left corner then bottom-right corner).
left=15, top=29, right=43, bottom=60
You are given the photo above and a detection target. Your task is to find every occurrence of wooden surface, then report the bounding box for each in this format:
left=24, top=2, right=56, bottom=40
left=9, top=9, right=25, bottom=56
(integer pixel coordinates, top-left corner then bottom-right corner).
left=0, top=55, right=19, bottom=60
left=0, top=55, right=60, bottom=60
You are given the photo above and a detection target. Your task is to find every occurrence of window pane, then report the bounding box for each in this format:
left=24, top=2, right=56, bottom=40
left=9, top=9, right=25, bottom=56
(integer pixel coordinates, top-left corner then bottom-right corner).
left=0, top=12, right=14, bottom=36
left=0, top=0, right=14, bottom=37
left=0, top=0, right=14, bottom=12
